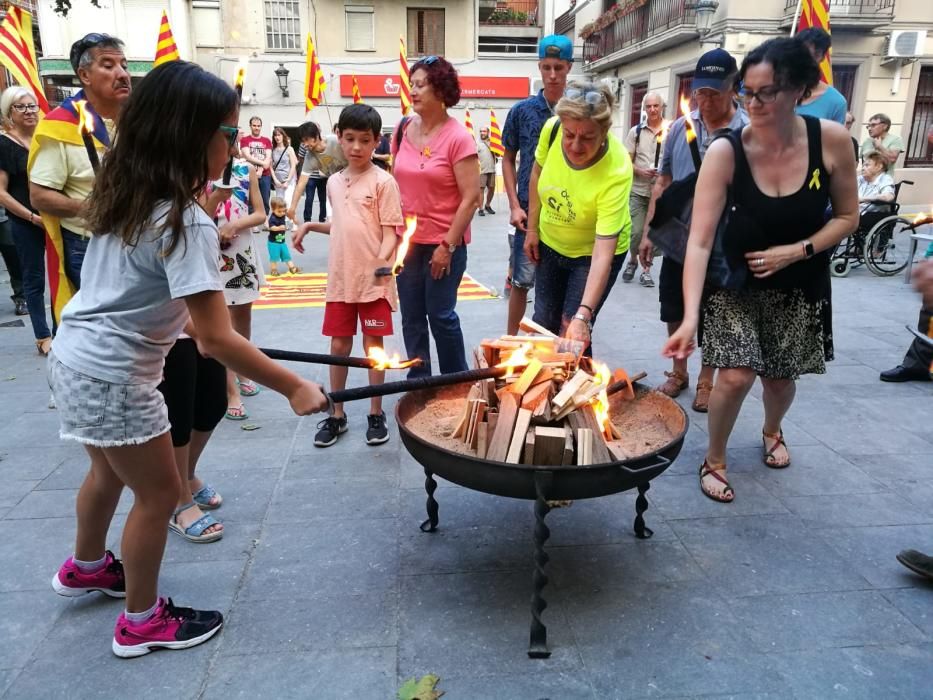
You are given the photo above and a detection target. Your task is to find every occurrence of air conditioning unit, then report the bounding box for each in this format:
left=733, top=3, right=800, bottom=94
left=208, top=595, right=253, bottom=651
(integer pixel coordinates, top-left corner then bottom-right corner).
left=884, top=30, right=926, bottom=60
left=600, top=77, right=621, bottom=97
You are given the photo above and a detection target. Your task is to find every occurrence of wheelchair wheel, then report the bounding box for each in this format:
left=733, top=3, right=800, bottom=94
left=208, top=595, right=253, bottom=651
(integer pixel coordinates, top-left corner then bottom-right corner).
left=863, top=216, right=912, bottom=277
left=829, top=238, right=853, bottom=277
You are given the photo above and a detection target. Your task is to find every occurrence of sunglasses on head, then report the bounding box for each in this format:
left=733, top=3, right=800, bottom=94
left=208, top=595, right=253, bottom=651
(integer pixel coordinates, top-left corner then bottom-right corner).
left=70, top=32, right=118, bottom=71
left=563, top=87, right=606, bottom=108
left=219, top=126, right=239, bottom=148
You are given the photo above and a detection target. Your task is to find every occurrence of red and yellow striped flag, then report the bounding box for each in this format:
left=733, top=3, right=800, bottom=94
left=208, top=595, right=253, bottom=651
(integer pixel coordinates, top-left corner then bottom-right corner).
left=794, top=0, right=832, bottom=85
left=352, top=75, right=362, bottom=104
left=153, top=10, right=180, bottom=67
left=464, top=109, right=474, bottom=138
left=399, top=35, right=411, bottom=116
left=488, top=109, right=504, bottom=157
left=0, top=7, right=49, bottom=113
left=304, top=33, right=326, bottom=111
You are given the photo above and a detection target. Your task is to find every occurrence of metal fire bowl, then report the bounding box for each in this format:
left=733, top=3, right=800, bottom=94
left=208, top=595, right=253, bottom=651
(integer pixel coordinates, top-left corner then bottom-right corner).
left=396, top=384, right=688, bottom=501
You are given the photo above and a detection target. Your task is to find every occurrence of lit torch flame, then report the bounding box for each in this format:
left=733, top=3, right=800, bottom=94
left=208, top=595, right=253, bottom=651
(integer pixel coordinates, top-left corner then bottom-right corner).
left=679, top=96, right=697, bottom=144
left=366, top=346, right=421, bottom=370
left=591, top=362, right=613, bottom=439
left=912, top=210, right=933, bottom=227
left=74, top=100, right=94, bottom=136
left=496, top=341, right=535, bottom=377
left=234, top=58, right=247, bottom=93
left=655, top=119, right=670, bottom=145
left=392, top=216, right=418, bottom=275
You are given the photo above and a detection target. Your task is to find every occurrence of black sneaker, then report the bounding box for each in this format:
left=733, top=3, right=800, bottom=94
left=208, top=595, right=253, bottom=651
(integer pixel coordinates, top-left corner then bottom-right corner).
left=13, top=297, right=27, bottom=315
left=314, top=416, right=348, bottom=447
left=484, top=205, right=495, bottom=215
left=365, top=412, right=389, bottom=445
left=477, top=209, right=485, bottom=217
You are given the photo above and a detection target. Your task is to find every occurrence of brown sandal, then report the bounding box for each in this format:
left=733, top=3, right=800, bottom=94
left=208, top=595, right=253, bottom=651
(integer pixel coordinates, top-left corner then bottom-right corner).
left=658, top=370, right=689, bottom=398
left=762, top=430, right=791, bottom=469
left=35, top=337, right=52, bottom=356
left=692, top=380, right=714, bottom=413
left=699, top=460, right=734, bottom=503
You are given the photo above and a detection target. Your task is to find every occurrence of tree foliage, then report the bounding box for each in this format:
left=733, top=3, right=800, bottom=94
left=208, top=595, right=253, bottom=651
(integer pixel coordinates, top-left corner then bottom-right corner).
left=53, top=0, right=101, bottom=17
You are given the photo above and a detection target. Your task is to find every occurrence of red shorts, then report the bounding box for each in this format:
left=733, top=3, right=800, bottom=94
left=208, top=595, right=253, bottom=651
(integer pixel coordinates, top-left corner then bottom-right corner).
left=322, top=299, right=394, bottom=337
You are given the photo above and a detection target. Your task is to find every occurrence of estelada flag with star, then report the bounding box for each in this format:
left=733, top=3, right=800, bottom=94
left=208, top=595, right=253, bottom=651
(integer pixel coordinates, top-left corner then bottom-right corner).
left=488, top=110, right=504, bottom=157
left=153, top=10, right=180, bottom=67
left=304, top=33, right=326, bottom=111
left=793, top=0, right=832, bottom=85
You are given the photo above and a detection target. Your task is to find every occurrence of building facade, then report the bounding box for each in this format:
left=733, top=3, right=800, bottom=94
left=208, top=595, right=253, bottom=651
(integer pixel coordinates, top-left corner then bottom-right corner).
left=556, top=0, right=933, bottom=204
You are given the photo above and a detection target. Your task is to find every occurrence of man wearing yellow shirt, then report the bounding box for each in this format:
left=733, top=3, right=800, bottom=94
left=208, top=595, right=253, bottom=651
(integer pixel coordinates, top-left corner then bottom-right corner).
left=524, top=82, right=633, bottom=351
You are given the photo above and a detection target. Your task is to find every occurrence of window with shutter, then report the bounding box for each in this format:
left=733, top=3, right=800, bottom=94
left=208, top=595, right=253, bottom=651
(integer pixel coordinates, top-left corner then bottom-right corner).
left=406, top=8, right=445, bottom=57
left=346, top=6, right=375, bottom=51
left=264, top=0, right=301, bottom=52
left=629, top=82, right=647, bottom=130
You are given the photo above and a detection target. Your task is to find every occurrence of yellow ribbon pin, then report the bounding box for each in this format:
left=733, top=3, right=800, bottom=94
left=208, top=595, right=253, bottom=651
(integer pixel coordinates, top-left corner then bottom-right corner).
left=808, top=168, right=821, bottom=191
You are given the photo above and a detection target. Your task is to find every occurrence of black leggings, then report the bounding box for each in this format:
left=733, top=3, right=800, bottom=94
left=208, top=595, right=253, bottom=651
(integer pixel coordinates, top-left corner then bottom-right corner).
left=157, top=338, right=227, bottom=447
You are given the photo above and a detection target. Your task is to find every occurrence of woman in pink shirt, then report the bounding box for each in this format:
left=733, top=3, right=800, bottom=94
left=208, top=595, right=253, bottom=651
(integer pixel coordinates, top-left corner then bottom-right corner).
left=391, top=56, right=479, bottom=377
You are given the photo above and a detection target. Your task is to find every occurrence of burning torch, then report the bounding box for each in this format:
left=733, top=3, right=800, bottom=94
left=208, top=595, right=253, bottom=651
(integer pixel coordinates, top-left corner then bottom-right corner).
left=375, top=216, right=417, bottom=277
left=222, top=59, right=248, bottom=186
left=679, top=96, right=702, bottom=172
left=74, top=100, right=100, bottom=175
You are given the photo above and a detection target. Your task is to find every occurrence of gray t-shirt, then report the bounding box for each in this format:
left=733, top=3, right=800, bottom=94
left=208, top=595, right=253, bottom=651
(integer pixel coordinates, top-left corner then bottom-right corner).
left=300, top=135, right=348, bottom=178
left=53, top=202, right=222, bottom=385
left=271, top=146, right=293, bottom=184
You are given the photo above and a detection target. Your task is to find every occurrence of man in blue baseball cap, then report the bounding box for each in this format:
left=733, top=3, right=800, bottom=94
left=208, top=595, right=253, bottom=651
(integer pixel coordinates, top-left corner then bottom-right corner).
left=502, top=34, right=573, bottom=334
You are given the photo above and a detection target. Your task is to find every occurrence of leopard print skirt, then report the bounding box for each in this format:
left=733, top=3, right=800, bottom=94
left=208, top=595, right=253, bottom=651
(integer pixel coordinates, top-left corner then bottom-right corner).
left=700, top=287, right=833, bottom=380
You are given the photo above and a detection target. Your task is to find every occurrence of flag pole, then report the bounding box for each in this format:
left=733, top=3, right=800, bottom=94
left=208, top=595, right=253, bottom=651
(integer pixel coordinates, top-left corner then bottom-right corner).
left=790, top=0, right=803, bottom=36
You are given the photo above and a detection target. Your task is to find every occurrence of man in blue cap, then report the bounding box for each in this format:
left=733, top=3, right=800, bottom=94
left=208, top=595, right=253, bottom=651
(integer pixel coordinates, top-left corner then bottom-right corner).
left=502, top=34, right=573, bottom=334
left=637, top=47, right=748, bottom=412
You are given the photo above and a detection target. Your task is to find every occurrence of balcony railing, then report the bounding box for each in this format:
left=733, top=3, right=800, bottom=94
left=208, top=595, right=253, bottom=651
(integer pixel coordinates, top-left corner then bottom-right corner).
left=583, top=0, right=695, bottom=64
left=479, top=0, right=540, bottom=27
left=783, top=0, right=895, bottom=17
left=554, top=7, right=575, bottom=36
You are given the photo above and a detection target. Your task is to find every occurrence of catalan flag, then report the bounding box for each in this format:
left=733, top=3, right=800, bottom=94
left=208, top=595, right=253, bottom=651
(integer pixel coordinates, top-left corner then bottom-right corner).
left=153, top=10, right=180, bottom=67
left=304, top=33, right=326, bottom=111
left=464, top=109, right=474, bottom=138
left=399, top=35, right=411, bottom=116
left=0, top=7, right=49, bottom=113
left=488, top=110, right=504, bottom=157
left=794, top=0, right=832, bottom=85
left=351, top=75, right=362, bottom=104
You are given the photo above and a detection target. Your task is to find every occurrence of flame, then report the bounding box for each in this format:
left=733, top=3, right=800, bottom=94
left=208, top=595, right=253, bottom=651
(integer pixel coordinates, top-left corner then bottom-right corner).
left=234, top=58, right=247, bottom=91
left=590, top=361, right=613, bottom=438
left=913, top=210, right=933, bottom=226
left=367, top=346, right=420, bottom=370
left=496, top=341, right=534, bottom=377
left=74, top=100, right=94, bottom=136
left=679, top=96, right=696, bottom=143
left=392, top=216, right=418, bottom=275
left=655, top=120, right=670, bottom=144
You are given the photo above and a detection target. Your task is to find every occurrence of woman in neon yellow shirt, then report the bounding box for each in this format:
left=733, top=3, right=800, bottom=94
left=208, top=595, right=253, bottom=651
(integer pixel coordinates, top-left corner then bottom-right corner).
left=524, top=82, right=633, bottom=350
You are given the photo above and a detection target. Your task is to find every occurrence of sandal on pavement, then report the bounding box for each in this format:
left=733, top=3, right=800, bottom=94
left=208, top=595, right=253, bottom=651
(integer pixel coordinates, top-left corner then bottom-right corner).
left=658, top=370, right=689, bottom=398
left=762, top=430, right=791, bottom=469
left=692, top=380, right=714, bottom=413
left=169, top=502, right=223, bottom=543
left=699, top=460, right=734, bottom=503
left=238, top=379, right=260, bottom=397
left=192, top=483, right=223, bottom=510
left=225, top=405, right=248, bottom=421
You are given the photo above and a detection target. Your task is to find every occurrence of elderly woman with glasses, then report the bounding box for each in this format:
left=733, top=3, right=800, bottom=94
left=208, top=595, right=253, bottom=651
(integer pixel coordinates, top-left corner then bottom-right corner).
left=0, top=87, right=48, bottom=352
left=523, top=81, right=633, bottom=351
left=391, top=55, right=479, bottom=377
left=664, top=38, right=857, bottom=503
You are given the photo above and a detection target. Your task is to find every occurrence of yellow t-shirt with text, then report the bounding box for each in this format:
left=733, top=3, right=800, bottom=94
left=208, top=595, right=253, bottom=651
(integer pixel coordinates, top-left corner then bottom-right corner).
left=534, top=116, right=632, bottom=258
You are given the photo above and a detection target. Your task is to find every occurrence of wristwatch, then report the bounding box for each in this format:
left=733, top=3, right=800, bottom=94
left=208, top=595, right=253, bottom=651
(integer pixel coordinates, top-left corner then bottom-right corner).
left=802, top=239, right=815, bottom=259
left=444, top=242, right=457, bottom=253
left=571, top=312, right=592, bottom=331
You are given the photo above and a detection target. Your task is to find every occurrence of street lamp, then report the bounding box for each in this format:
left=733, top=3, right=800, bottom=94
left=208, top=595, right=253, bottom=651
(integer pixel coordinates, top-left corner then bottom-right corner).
left=275, top=63, right=289, bottom=98
left=693, top=0, right=719, bottom=36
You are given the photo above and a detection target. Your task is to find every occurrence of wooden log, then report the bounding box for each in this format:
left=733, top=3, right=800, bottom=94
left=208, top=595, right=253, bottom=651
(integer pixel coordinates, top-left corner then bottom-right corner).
left=468, top=402, right=487, bottom=450
left=605, top=439, right=630, bottom=462
left=580, top=405, right=612, bottom=464
left=486, top=392, right=520, bottom=462
left=476, top=348, right=497, bottom=409
left=462, top=399, right=479, bottom=444
left=533, top=426, right=567, bottom=466
left=530, top=368, right=554, bottom=387
left=506, top=408, right=533, bottom=463
left=576, top=428, right=593, bottom=466
left=551, top=370, right=594, bottom=411
left=519, top=316, right=558, bottom=337
left=476, top=421, right=489, bottom=459
left=509, top=358, right=543, bottom=397
left=449, top=385, right=481, bottom=438
left=561, top=427, right=574, bottom=465
left=521, top=382, right=551, bottom=411
left=523, top=429, right=536, bottom=464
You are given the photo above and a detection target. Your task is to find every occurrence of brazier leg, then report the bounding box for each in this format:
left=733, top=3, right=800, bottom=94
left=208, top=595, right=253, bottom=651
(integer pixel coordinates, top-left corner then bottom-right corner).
left=529, top=471, right=553, bottom=658
left=633, top=481, right=654, bottom=539
left=419, top=468, right=439, bottom=533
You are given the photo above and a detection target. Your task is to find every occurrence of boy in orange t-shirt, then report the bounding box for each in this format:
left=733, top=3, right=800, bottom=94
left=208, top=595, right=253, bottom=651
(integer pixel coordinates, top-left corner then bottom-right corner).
left=293, top=104, right=404, bottom=447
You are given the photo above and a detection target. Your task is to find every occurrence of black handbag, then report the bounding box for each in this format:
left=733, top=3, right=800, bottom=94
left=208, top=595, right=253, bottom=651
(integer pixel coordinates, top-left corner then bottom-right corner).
left=647, top=130, right=760, bottom=290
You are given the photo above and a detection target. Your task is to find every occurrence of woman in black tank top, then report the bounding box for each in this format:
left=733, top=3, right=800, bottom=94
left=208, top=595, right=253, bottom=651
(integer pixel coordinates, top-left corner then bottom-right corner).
left=663, top=38, right=858, bottom=503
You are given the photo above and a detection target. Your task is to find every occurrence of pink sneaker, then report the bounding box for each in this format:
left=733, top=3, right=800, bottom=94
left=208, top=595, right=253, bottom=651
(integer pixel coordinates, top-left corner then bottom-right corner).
left=52, top=551, right=126, bottom=598
left=112, top=597, right=223, bottom=658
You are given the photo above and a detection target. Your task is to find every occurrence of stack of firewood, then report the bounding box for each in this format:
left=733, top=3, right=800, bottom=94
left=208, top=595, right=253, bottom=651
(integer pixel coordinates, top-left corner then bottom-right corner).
left=449, top=319, right=636, bottom=466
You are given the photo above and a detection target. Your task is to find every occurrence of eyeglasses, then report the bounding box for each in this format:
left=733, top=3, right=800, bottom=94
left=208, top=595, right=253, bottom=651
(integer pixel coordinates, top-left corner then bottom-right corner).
left=866, top=122, right=883, bottom=129
left=563, top=87, right=606, bottom=108
left=11, top=104, right=39, bottom=114
left=739, top=86, right=785, bottom=105
left=219, top=125, right=240, bottom=148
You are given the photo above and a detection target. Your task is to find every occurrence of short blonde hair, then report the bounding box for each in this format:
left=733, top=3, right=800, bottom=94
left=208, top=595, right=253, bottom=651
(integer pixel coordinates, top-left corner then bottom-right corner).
left=555, top=81, right=615, bottom=134
left=270, top=196, right=287, bottom=210
left=0, top=86, right=36, bottom=122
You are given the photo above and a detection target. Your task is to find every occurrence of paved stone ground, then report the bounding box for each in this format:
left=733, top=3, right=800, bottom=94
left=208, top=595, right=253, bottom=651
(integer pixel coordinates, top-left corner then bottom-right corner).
left=1, top=198, right=931, bottom=699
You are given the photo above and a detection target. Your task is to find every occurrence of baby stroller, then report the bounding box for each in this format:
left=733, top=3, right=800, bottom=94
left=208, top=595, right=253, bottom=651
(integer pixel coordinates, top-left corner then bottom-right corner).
left=830, top=180, right=914, bottom=278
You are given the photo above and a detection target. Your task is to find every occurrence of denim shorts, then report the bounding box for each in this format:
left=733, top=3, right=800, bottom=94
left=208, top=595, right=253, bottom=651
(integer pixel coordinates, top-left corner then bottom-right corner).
left=508, top=228, right=536, bottom=289
left=47, top=351, right=170, bottom=447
